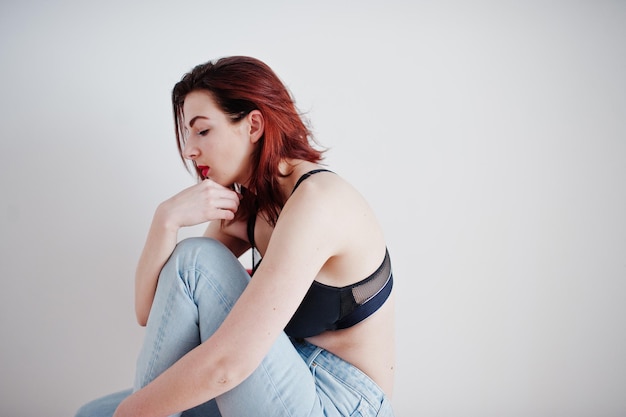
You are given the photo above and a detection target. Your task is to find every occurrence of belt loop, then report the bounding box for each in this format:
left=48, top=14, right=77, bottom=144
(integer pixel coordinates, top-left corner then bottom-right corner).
left=306, top=346, right=324, bottom=367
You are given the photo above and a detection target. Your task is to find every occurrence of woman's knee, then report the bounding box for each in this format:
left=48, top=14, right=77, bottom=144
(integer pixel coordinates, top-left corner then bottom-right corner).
left=169, top=238, right=237, bottom=272
left=172, top=237, right=231, bottom=259
left=165, top=237, right=250, bottom=291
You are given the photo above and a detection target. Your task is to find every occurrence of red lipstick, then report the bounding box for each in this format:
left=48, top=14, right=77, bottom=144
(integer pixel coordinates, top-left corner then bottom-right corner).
left=198, top=165, right=210, bottom=178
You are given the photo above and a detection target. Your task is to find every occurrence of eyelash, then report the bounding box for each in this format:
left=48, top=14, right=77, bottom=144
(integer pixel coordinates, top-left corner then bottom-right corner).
left=198, top=129, right=209, bottom=137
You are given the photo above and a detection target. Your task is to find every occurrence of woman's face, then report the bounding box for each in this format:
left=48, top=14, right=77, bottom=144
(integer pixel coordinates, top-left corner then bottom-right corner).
left=181, top=90, right=256, bottom=187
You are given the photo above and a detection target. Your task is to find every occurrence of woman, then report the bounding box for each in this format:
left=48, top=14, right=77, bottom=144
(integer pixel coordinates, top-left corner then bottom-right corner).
left=75, top=56, right=395, bottom=417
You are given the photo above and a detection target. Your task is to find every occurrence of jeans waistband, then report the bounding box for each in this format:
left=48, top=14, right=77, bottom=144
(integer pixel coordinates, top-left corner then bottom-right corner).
left=290, top=338, right=387, bottom=408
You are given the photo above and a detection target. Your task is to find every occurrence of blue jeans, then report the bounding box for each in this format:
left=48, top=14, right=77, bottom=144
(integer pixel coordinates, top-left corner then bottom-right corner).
left=75, top=237, right=394, bottom=417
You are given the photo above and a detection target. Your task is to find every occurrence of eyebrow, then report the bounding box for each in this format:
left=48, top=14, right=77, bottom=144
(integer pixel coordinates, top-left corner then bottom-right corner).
left=188, top=115, right=210, bottom=128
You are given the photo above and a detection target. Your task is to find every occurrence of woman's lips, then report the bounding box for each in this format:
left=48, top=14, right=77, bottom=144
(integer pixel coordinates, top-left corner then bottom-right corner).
left=198, top=166, right=210, bottom=178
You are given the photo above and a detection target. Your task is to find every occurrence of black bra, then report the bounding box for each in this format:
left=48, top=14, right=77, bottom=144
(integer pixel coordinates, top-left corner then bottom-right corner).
left=247, top=169, right=394, bottom=338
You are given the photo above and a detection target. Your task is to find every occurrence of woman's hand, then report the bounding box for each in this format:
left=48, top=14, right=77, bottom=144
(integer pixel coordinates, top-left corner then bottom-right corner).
left=134, top=179, right=241, bottom=326
left=156, top=179, right=241, bottom=230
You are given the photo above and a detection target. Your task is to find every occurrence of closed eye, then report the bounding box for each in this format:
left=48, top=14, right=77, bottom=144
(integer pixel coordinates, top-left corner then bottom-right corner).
left=198, top=129, right=209, bottom=137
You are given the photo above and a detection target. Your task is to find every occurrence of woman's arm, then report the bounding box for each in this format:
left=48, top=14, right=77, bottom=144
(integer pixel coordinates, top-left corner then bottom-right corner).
left=116, top=175, right=348, bottom=417
left=134, top=179, right=242, bottom=326
left=134, top=207, right=179, bottom=326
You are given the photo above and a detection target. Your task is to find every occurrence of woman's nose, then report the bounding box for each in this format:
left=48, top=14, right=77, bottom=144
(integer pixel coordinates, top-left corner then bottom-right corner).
left=182, top=139, right=198, bottom=160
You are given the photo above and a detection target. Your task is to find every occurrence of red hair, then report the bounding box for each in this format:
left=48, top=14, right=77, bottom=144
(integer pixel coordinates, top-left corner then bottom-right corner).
left=172, top=56, right=325, bottom=225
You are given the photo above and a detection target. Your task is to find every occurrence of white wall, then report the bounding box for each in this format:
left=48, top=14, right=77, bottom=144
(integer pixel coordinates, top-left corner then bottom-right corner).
left=1, top=1, right=625, bottom=416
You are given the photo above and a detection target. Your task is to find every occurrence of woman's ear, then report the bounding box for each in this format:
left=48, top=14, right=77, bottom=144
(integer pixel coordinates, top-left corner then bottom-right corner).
left=248, top=110, right=264, bottom=143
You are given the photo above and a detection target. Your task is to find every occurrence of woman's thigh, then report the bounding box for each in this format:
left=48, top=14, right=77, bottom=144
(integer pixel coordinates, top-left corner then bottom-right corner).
left=134, top=238, right=322, bottom=416
left=133, top=237, right=248, bottom=390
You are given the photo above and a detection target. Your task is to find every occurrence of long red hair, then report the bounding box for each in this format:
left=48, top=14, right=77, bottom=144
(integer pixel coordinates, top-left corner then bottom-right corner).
left=172, top=56, right=325, bottom=225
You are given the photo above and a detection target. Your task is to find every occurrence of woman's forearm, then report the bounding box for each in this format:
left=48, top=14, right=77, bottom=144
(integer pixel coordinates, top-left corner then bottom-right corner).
left=134, top=205, right=180, bottom=326
left=113, top=336, right=249, bottom=417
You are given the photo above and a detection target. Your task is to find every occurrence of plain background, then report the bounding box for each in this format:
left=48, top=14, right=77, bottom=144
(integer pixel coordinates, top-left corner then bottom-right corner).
left=1, top=1, right=625, bottom=416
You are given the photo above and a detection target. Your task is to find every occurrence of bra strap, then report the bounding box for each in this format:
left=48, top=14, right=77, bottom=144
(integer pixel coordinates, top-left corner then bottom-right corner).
left=247, top=200, right=259, bottom=275
left=246, top=213, right=256, bottom=249
left=291, top=169, right=333, bottom=195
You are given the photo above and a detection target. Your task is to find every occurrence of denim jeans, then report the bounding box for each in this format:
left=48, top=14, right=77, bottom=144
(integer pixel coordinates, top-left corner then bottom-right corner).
left=75, top=237, right=394, bottom=417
